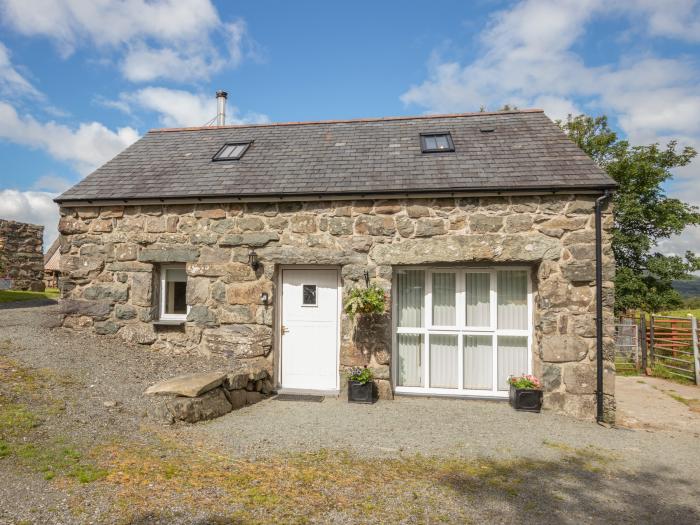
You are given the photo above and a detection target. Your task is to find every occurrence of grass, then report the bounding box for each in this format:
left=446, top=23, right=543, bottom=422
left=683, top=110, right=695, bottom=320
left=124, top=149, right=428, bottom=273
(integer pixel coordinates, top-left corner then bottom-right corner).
left=11, top=442, right=108, bottom=482
left=658, top=308, right=700, bottom=319
left=659, top=389, right=700, bottom=411
left=651, top=363, right=695, bottom=385
left=0, top=354, right=105, bottom=485
left=0, top=288, right=59, bottom=304
left=96, top=438, right=616, bottom=524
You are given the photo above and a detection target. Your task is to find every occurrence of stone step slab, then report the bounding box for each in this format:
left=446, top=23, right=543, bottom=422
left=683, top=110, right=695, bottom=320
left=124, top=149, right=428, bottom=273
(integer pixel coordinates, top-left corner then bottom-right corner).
left=145, top=371, right=227, bottom=397
left=165, top=387, right=232, bottom=423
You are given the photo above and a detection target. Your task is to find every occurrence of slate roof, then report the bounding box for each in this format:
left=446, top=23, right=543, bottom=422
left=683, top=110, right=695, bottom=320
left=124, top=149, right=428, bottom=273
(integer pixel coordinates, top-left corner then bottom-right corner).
left=55, top=109, right=615, bottom=203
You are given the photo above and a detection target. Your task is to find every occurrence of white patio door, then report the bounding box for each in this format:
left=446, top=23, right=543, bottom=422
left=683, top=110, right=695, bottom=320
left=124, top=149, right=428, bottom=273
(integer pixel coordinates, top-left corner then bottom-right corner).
left=281, top=268, right=339, bottom=391
left=393, top=267, right=532, bottom=398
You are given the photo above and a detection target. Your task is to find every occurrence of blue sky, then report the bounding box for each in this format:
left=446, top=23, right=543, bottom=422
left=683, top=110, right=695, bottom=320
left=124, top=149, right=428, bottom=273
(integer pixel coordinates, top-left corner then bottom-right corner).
left=0, top=0, right=699, bottom=252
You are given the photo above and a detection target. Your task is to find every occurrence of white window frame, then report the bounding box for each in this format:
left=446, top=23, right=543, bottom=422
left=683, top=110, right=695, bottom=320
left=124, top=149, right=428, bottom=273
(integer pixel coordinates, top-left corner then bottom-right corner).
left=392, top=266, right=533, bottom=398
left=159, top=264, right=191, bottom=321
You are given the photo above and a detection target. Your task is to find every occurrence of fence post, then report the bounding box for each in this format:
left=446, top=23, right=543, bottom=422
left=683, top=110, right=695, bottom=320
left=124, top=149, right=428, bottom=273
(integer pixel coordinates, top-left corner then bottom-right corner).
left=640, top=313, right=648, bottom=370
left=649, top=314, right=655, bottom=369
left=691, top=315, right=699, bottom=386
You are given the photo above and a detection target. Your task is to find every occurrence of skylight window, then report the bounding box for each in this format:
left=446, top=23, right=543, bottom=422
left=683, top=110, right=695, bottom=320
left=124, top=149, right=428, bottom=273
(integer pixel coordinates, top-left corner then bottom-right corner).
left=213, top=142, right=251, bottom=161
left=420, top=132, right=454, bottom=153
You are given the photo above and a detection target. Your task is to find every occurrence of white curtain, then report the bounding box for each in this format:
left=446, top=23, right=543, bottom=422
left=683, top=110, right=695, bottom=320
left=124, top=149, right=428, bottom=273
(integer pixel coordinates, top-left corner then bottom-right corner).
left=465, top=272, right=490, bottom=327
left=464, top=335, right=492, bottom=390
left=397, top=334, right=423, bottom=387
left=497, top=270, right=528, bottom=330
left=497, top=336, right=528, bottom=390
left=432, top=272, right=456, bottom=326
left=396, top=270, right=424, bottom=327
left=430, top=334, right=458, bottom=388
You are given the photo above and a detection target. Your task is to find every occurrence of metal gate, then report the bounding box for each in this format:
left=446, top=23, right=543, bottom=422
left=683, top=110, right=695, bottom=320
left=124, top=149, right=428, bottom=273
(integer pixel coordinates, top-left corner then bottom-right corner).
left=649, top=315, right=700, bottom=384
left=613, top=313, right=700, bottom=385
left=614, top=318, right=639, bottom=373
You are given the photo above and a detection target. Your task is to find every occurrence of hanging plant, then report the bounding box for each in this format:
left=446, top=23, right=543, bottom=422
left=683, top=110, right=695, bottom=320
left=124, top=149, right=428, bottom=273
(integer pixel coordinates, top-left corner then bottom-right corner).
left=343, top=284, right=387, bottom=320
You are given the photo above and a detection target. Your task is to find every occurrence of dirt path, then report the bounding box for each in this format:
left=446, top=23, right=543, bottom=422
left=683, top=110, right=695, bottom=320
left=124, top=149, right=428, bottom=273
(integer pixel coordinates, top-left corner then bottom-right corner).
left=0, top=304, right=699, bottom=524
left=616, top=375, right=700, bottom=434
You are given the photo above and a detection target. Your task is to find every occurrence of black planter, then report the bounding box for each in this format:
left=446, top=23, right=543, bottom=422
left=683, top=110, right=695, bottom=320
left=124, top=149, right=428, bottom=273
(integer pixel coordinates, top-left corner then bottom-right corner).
left=348, top=380, right=375, bottom=404
left=509, top=385, right=543, bottom=413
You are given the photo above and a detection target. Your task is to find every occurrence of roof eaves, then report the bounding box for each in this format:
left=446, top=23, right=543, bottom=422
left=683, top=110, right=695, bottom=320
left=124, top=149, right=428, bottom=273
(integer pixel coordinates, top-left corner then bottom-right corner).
left=54, top=181, right=617, bottom=205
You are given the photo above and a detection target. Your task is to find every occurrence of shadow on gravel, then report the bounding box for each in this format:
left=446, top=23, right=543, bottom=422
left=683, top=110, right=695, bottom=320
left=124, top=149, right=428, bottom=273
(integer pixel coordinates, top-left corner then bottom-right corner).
left=126, top=514, right=246, bottom=525
left=113, top=449, right=699, bottom=524
left=440, top=455, right=699, bottom=524
left=0, top=299, right=57, bottom=310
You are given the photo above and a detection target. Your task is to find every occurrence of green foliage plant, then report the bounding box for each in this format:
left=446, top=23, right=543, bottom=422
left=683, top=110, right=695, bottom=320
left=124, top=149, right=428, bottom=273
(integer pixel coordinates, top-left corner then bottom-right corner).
left=343, top=284, right=386, bottom=320
left=558, top=114, right=700, bottom=313
left=347, top=366, right=373, bottom=385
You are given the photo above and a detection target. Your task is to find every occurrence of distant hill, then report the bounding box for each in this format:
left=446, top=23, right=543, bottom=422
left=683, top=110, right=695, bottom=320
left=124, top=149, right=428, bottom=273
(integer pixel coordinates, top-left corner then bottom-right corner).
left=673, top=276, right=700, bottom=298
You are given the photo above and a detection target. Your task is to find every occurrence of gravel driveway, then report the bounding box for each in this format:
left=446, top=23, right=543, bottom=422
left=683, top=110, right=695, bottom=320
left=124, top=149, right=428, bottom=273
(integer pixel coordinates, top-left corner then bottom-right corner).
left=1, top=303, right=699, bottom=524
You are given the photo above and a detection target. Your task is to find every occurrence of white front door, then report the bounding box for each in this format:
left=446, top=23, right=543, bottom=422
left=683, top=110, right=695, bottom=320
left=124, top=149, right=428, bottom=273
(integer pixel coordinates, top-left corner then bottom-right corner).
left=281, top=268, right=339, bottom=391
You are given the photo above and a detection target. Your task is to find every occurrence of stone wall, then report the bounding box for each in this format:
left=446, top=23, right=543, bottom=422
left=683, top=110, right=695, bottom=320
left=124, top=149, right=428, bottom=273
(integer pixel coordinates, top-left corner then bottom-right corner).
left=58, top=195, right=615, bottom=421
left=0, top=219, right=45, bottom=291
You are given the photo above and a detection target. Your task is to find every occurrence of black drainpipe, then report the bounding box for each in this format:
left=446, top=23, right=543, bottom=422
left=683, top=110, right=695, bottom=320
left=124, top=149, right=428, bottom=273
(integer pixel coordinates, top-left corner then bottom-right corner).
left=595, top=190, right=612, bottom=423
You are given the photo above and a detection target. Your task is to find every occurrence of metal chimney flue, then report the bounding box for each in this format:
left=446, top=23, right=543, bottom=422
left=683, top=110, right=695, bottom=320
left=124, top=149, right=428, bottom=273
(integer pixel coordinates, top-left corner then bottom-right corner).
left=216, top=90, right=228, bottom=126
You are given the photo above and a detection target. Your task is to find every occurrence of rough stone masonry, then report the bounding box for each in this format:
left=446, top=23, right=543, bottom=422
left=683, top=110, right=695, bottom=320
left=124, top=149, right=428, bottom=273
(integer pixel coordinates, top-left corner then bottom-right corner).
left=57, top=194, right=616, bottom=422
left=0, top=219, right=45, bottom=291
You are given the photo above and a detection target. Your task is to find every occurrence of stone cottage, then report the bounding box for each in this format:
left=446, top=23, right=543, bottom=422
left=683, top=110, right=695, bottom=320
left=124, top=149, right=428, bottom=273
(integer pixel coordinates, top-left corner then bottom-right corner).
left=0, top=219, right=45, bottom=291
left=55, top=108, right=616, bottom=421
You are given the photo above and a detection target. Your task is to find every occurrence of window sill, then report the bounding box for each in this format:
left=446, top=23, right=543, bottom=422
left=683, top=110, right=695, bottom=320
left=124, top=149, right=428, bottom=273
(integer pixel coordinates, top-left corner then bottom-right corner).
left=153, top=319, right=186, bottom=326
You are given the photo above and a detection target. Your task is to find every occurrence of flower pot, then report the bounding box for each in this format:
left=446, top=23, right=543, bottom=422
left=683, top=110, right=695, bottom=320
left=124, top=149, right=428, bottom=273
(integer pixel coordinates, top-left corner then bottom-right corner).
left=348, top=380, right=375, bottom=404
left=509, top=384, right=543, bottom=413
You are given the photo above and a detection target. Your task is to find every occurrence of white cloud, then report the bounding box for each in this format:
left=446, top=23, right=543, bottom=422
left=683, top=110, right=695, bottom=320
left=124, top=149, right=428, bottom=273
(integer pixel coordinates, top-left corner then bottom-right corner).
left=0, top=101, right=139, bottom=174
left=401, top=0, right=700, bottom=256
left=0, top=0, right=256, bottom=82
left=0, top=40, right=41, bottom=98
left=32, top=174, right=74, bottom=194
left=0, top=189, right=59, bottom=248
left=117, top=87, right=269, bottom=128
left=631, top=0, right=700, bottom=42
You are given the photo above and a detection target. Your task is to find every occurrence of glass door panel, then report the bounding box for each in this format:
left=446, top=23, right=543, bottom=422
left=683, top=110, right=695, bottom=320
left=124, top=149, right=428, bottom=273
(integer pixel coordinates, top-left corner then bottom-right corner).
left=497, top=270, right=528, bottom=330
left=396, top=270, right=425, bottom=327
left=463, top=334, right=493, bottom=390
left=432, top=272, right=456, bottom=326
left=396, top=334, right=424, bottom=387
left=429, top=334, right=458, bottom=388
left=465, top=272, right=491, bottom=327
left=497, top=335, right=529, bottom=390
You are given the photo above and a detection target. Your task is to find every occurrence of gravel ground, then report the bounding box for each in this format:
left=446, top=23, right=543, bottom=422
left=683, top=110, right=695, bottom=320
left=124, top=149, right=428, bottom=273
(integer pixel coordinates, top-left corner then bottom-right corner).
left=1, top=303, right=699, bottom=524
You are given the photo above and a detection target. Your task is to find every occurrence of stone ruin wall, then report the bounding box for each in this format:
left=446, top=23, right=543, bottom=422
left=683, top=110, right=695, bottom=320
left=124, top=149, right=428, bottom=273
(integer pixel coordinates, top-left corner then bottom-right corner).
left=57, top=195, right=615, bottom=422
left=0, top=219, right=45, bottom=291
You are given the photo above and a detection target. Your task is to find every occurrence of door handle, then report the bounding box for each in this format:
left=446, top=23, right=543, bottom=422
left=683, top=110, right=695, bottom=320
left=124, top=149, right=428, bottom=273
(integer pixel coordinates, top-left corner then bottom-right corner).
left=281, top=325, right=289, bottom=335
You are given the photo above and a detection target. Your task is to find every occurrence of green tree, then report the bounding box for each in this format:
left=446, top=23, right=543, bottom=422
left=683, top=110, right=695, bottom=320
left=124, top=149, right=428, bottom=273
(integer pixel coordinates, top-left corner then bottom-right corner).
left=559, top=115, right=700, bottom=313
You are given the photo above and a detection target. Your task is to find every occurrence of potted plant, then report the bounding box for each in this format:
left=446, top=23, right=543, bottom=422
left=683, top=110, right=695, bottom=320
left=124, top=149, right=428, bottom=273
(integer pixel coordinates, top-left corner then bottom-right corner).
left=507, top=374, right=543, bottom=413
left=343, top=284, right=387, bottom=320
left=347, top=366, right=375, bottom=404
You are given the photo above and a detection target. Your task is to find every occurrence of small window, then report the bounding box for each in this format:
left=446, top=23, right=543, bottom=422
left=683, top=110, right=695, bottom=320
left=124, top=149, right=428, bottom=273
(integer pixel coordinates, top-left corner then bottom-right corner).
left=160, top=264, right=189, bottom=320
left=212, top=142, right=251, bottom=161
left=420, top=132, right=454, bottom=153
left=302, top=284, right=317, bottom=306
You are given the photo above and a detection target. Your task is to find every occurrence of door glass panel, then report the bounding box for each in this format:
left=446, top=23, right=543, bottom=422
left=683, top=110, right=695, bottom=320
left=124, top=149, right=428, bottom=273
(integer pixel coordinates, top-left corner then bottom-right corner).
left=464, top=335, right=492, bottom=390
left=396, top=270, right=424, bottom=327
left=497, top=270, right=528, bottom=330
left=429, top=334, right=458, bottom=388
left=497, top=336, right=528, bottom=390
left=302, top=284, right=317, bottom=306
left=397, top=334, right=423, bottom=387
left=465, top=273, right=490, bottom=327
left=432, top=272, right=456, bottom=326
